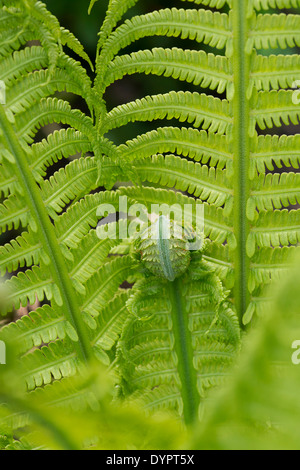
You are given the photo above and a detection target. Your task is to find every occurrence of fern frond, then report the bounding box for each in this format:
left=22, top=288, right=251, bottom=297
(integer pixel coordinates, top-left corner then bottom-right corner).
left=251, top=172, right=300, bottom=212
left=119, top=186, right=235, bottom=248
left=250, top=134, right=300, bottom=176
left=90, top=290, right=130, bottom=353
left=247, top=209, right=300, bottom=256
left=0, top=304, right=74, bottom=355
left=40, top=157, right=98, bottom=217
left=179, top=0, right=229, bottom=8
left=0, top=195, right=29, bottom=233
left=3, top=266, right=62, bottom=315
left=248, top=14, right=300, bottom=50
left=6, top=69, right=85, bottom=115
left=29, top=129, right=92, bottom=181
left=252, top=54, right=300, bottom=92
left=251, top=0, right=300, bottom=10
left=1, top=0, right=300, bottom=434
left=15, top=98, right=96, bottom=143
left=135, top=154, right=233, bottom=212
left=81, top=256, right=137, bottom=318
left=59, top=27, right=93, bottom=70
left=119, top=274, right=240, bottom=421
left=0, top=228, right=41, bottom=275
left=251, top=90, right=300, bottom=136
left=135, top=384, right=181, bottom=415
left=0, top=0, right=91, bottom=74
left=0, top=46, right=47, bottom=84
left=22, top=340, right=80, bottom=391
left=69, top=230, right=117, bottom=284
left=0, top=9, right=32, bottom=59
left=203, top=243, right=235, bottom=288
left=0, top=96, right=93, bottom=362
left=248, top=246, right=300, bottom=292
left=99, top=8, right=231, bottom=67
left=0, top=158, right=19, bottom=196
left=54, top=191, right=120, bottom=248
left=96, top=0, right=139, bottom=52
left=119, top=127, right=233, bottom=171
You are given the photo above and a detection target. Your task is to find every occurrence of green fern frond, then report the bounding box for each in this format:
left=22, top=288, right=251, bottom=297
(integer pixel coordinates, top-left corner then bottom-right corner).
left=6, top=69, right=85, bottom=115
left=248, top=14, right=300, bottom=51
left=247, top=209, right=300, bottom=256
left=251, top=172, right=300, bottom=212
left=102, top=48, right=231, bottom=97
left=251, top=90, right=300, bottom=136
left=119, top=272, right=240, bottom=423
left=90, top=291, right=130, bottom=353
left=0, top=46, right=47, bottom=84
left=1, top=0, right=300, bottom=439
left=15, top=98, right=95, bottom=143
left=0, top=304, right=74, bottom=355
left=252, top=53, right=300, bottom=92
left=80, top=255, right=137, bottom=318
left=250, top=134, right=300, bottom=176
left=69, top=230, right=117, bottom=284
left=3, top=265, right=62, bottom=315
left=40, top=157, right=98, bottom=217
left=0, top=10, right=32, bottom=59
left=0, top=195, right=29, bottom=233
left=98, top=8, right=231, bottom=68
left=248, top=246, right=300, bottom=292
left=179, top=0, right=229, bottom=8
left=96, top=0, right=139, bottom=52
left=203, top=243, right=235, bottom=288
left=59, top=27, right=93, bottom=70
left=29, top=129, right=92, bottom=181
left=251, top=0, right=300, bottom=10
left=22, top=339, right=80, bottom=391
left=118, top=127, right=233, bottom=171
left=119, top=186, right=235, bottom=248
left=0, top=228, right=41, bottom=275
left=54, top=191, right=121, bottom=248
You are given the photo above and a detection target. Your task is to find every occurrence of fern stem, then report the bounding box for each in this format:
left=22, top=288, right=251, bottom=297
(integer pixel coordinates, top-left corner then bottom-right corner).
left=232, top=0, right=251, bottom=321
left=168, top=278, right=199, bottom=425
left=0, top=105, right=93, bottom=362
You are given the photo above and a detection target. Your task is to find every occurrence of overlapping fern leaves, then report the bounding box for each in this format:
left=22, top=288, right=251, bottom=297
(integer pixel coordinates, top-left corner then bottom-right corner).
left=0, top=0, right=299, bottom=444
left=92, top=0, right=300, bottom=325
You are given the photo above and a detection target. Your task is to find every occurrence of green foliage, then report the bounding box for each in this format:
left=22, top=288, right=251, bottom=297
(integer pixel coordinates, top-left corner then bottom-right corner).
left=0, top=0, right=299, bottom=450
left=190, top=256, right=300, bottom=450
left=0, top=352, right=185, bottom=450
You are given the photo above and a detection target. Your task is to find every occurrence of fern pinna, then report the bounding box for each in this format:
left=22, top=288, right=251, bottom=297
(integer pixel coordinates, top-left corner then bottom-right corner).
left=0, top=0, right=299, bottom=436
